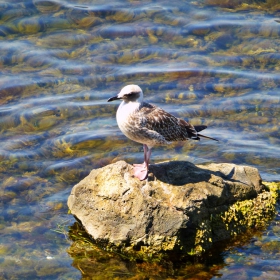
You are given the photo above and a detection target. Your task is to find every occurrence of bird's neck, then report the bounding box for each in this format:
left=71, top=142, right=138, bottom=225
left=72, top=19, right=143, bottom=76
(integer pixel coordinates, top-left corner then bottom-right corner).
left=117, top=100, right=141, bottom=124
left=121, top=100, right=141, bottom=112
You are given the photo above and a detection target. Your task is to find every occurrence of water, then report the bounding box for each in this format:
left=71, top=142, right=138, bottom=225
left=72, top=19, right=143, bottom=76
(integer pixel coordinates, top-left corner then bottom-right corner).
left=0, top=0, right=279, bottom=279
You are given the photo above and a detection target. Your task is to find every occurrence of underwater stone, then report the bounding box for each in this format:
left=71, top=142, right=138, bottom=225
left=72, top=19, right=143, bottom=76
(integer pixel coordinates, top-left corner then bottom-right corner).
left=67, top=160, right=275, bottom=256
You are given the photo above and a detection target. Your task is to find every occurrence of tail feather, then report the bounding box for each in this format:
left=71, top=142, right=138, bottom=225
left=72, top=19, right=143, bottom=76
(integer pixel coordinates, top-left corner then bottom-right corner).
left=194, top=125, right=207, bottom=132
left=197, top=133, right=219, bottom=142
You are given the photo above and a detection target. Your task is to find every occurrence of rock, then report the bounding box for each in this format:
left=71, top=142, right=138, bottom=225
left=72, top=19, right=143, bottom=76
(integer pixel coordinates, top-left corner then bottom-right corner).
left=67, top=160, right=276, bottom=256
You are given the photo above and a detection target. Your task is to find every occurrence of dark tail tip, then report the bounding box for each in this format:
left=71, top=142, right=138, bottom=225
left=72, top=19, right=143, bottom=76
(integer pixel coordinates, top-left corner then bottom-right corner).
left=194, top=125, right=207, bottom=132
left=197, top=133, right=219, bottom=141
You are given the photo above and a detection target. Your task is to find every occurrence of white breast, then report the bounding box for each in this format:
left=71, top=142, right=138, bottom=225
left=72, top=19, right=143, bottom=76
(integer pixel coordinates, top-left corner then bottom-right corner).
left=116, top=101, right=140, bottom=134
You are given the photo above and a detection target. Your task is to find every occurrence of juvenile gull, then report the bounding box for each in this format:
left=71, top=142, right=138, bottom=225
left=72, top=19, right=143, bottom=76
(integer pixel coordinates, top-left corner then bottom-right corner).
left=108, top=84, right=218, bottom=180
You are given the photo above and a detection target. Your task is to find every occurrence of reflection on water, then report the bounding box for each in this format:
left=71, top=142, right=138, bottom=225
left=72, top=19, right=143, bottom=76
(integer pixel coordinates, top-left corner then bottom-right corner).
left=0, top=0, right=279, bottom=279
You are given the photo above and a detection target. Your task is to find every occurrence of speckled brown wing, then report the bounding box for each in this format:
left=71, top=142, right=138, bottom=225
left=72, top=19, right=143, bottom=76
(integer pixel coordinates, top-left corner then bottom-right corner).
left=138, top=102, right=199, bottom=142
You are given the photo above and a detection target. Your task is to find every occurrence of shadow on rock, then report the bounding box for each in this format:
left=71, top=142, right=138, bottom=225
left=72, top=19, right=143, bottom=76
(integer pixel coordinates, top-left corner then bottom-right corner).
left=148, top=161, right=211, bottom=185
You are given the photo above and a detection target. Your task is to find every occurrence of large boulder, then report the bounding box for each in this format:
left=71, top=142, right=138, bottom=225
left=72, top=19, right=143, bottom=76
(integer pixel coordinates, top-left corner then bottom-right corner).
left=67, top=160, right=276, bottom=256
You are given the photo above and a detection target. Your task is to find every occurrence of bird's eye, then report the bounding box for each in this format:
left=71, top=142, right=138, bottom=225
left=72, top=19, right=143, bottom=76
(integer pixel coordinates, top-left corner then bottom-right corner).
left=124, top=92, right=134, bottom=97
left=123, top=91, right=140, bottom=98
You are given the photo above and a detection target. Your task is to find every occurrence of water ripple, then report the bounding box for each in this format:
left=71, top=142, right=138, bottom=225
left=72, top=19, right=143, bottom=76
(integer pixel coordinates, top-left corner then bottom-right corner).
left=0, top=1, right=280, bottom=279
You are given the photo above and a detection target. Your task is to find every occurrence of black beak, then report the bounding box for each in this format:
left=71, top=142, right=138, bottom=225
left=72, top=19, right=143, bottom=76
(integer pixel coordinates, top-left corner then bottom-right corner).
left=107, top=95, right=121, bottom=102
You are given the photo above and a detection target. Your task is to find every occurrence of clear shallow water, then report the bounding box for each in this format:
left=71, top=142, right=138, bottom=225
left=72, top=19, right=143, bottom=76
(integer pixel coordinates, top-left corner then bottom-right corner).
left=0, top=0, right=280, bottom=279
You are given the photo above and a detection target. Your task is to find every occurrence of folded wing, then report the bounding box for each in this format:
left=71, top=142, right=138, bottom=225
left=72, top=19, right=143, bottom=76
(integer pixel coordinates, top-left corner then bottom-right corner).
left=139, top=102, right=202, bottom=142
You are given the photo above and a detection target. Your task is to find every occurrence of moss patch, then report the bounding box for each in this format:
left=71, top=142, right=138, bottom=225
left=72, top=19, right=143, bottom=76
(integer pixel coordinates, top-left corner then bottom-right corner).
left=193, top=182, right=280, bottom=254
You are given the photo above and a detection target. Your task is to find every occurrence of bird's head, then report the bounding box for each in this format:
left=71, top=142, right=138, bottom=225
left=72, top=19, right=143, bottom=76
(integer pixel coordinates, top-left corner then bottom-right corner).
left=107, top=84, right=143, bottom=103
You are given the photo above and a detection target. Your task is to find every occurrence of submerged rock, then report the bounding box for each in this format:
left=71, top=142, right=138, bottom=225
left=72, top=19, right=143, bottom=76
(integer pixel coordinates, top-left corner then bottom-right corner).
left=67, top=160, right=277, bottom=256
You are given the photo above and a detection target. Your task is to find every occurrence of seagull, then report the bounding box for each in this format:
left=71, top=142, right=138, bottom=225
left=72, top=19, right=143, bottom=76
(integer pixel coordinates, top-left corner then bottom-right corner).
left=108, top=85, right=218, bottom=180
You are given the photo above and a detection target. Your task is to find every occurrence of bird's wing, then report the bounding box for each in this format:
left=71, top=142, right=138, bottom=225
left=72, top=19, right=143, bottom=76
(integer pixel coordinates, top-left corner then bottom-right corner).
left=138, top=102, right=199, bottom=142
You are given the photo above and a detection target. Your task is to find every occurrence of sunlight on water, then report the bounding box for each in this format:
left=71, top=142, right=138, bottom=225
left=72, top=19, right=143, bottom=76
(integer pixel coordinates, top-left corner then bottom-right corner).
left=0, top=0, right=279, bottom=279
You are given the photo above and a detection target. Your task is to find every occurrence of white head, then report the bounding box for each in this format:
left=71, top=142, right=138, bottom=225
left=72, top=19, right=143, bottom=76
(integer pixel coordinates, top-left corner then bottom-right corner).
left=107, top=84, right=143, bottom=104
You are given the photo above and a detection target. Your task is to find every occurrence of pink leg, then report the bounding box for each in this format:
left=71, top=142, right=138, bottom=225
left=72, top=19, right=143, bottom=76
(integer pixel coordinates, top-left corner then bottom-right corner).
left=133, top=144, right=152, bottom=180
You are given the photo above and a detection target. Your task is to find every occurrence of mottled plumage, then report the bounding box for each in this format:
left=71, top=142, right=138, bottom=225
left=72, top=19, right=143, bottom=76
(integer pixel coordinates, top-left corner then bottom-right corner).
left=138, top=102, right=201, bottom=142
left=108, top=84, right=218, bottom=180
